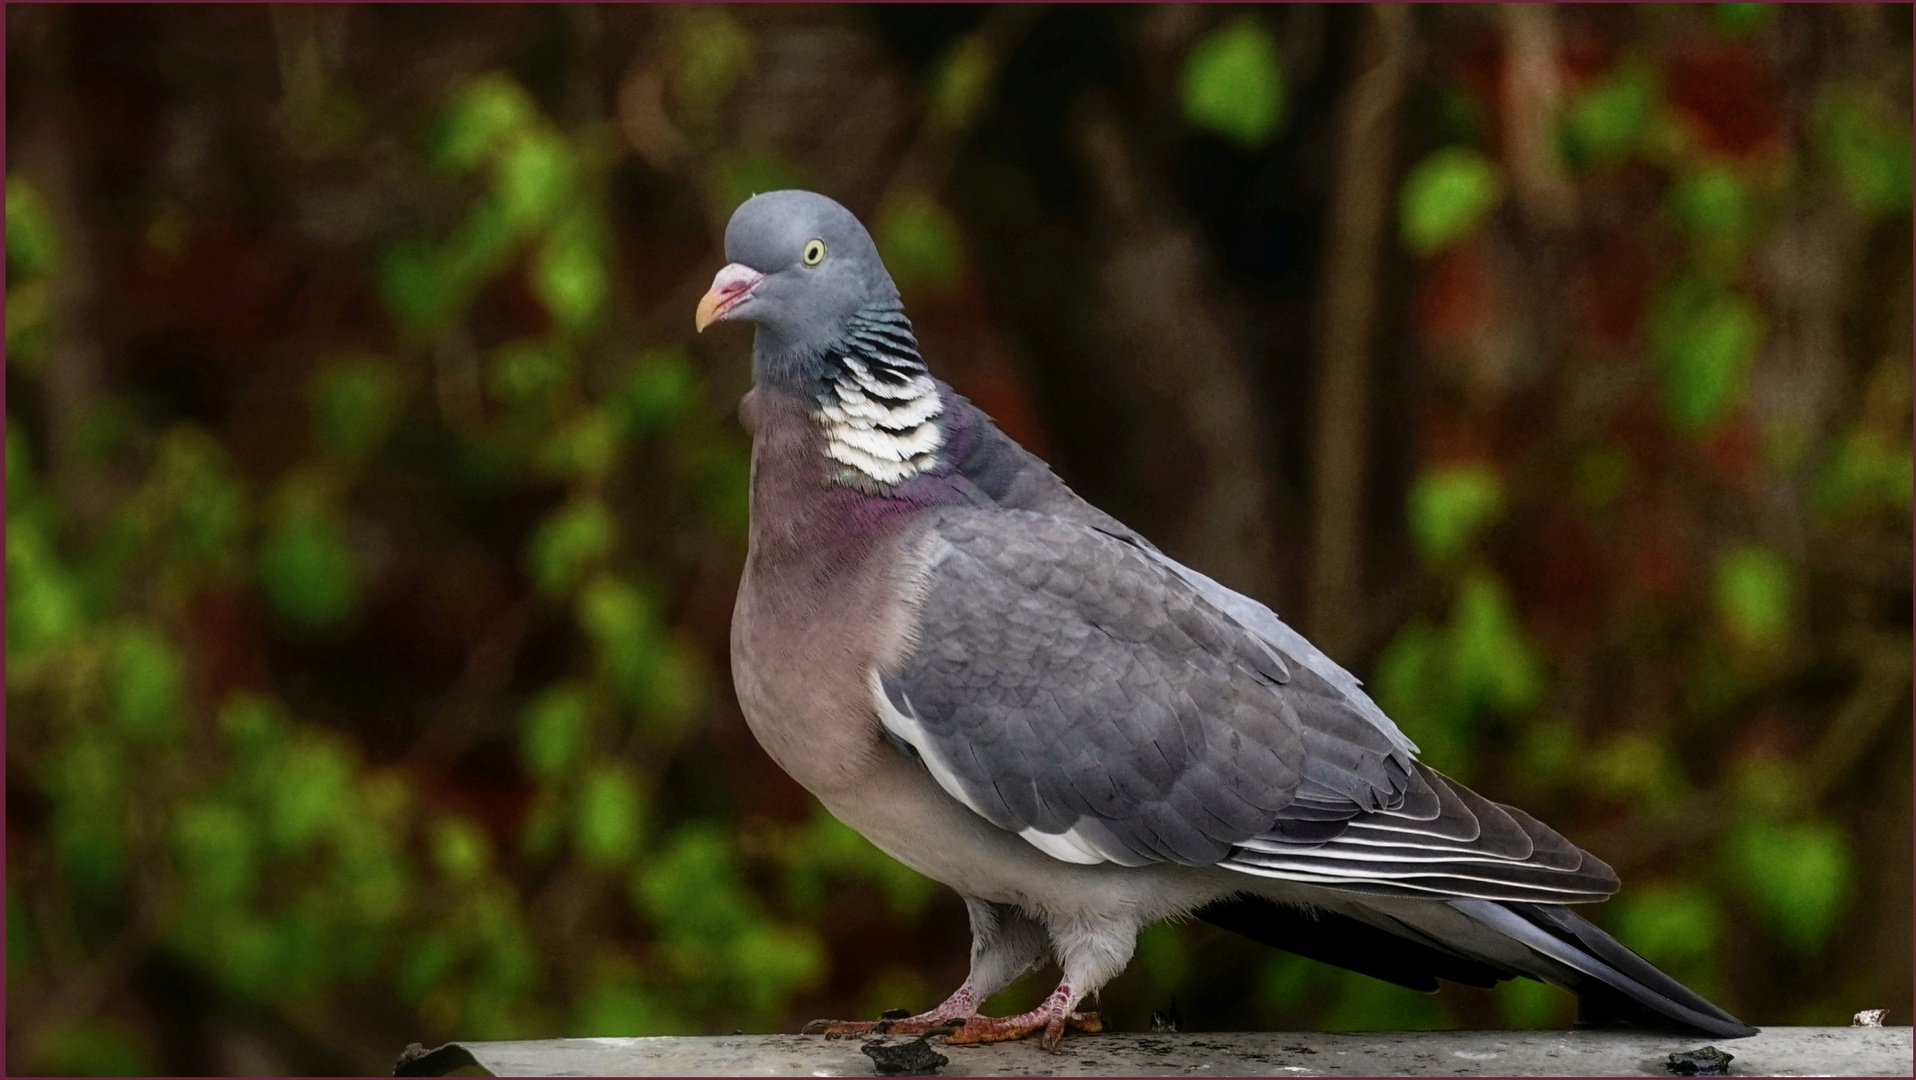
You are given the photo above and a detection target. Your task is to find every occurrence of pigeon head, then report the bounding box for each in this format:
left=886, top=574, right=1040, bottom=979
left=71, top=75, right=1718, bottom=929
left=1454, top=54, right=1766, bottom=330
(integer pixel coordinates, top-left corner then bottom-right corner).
left=697, top=191, right=901, bottom=373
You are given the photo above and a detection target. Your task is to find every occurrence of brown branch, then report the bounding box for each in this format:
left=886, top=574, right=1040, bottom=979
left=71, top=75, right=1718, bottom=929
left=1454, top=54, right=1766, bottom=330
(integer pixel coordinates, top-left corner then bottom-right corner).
left=1800, top=633, right=1913, bottom=808
left=1305, top=3, right=1413, bottom=657
left=1500, top=4, right=1577, bottom=233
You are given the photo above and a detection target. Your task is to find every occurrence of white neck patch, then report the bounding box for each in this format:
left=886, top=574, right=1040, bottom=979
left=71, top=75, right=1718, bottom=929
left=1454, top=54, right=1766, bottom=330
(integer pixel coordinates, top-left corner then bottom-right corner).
left=816, top=354, right=945, bottom=485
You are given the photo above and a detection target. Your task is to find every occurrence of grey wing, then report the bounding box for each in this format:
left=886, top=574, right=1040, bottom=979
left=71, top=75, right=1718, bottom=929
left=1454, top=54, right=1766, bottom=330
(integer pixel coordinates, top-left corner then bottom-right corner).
left=1134, top=547, right=1617, bottom=902
left=883, top=508, right=1618, bottom=902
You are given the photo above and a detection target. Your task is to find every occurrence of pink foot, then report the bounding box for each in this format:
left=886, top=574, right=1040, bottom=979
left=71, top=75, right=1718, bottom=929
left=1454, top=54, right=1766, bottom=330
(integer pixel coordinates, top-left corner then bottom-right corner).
left=801, top=985, right=980, bottom=1039
left=941, top=984, right=1101, bottom=1052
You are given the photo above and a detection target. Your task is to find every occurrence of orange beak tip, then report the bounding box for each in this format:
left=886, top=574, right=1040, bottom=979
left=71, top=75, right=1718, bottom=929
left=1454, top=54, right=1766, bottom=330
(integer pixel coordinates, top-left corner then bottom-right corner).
left=695, top=289, right=723, bottom=333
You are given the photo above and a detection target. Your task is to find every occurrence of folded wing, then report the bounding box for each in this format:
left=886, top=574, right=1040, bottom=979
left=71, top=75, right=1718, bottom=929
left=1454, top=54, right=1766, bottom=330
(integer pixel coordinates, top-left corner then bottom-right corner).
left=881, top=506, right=1615, bottom=902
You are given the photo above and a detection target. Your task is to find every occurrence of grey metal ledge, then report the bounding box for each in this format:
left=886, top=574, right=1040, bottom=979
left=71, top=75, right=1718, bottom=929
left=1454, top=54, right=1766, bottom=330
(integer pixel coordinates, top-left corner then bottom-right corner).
left=394, top=1026, right=1911, bottom=1077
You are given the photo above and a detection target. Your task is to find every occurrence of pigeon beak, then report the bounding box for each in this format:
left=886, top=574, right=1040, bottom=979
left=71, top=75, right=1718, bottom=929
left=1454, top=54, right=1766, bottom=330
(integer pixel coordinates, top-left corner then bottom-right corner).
left=695, top=263, right=765, bottom=332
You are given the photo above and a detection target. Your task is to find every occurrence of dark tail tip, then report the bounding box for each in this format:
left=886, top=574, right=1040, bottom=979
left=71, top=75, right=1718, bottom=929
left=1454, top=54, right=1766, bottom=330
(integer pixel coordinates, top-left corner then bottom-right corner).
left=1452, top=899, right=1758, bottom=1039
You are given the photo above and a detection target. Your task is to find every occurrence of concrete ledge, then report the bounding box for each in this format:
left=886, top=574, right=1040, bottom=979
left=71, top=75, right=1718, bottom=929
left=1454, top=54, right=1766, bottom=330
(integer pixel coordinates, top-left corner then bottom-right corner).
left=394, top=1026, right=1911, bottom=1077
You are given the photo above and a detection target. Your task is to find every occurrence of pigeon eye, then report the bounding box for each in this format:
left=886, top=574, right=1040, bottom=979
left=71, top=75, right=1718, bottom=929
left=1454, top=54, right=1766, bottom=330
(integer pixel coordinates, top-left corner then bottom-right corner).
left=802, top=239, right=827, bottom=266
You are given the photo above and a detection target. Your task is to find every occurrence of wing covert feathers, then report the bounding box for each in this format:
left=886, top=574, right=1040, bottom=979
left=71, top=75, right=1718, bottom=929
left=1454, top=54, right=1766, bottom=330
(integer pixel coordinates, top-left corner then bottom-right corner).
left=886, top=507, right=1618, bottom=902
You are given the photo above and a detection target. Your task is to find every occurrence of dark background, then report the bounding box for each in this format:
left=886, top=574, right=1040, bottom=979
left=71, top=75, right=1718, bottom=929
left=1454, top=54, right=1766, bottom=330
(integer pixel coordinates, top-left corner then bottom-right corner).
left=6, top=4, right=1910, bottom=1074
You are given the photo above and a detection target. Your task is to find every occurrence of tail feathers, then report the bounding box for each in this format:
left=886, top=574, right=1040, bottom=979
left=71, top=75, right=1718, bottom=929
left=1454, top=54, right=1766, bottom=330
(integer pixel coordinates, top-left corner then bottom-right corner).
left=1451, top=899, right=1758, bottom=1039
left=1196, top=896, right=1507, bottom=993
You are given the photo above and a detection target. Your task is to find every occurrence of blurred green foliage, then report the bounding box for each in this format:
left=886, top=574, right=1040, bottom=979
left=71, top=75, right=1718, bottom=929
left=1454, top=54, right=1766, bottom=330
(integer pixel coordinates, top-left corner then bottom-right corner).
left=1362, top=5, right=1908, bottom=1039
left=1650, top=273, right=1765, bottom=434
left=1399, top=147, right=1503, bottom=255
left=876, top=192, right=969, bottom=299
left=1407, top=464, right=1505, bottom=563
left=1816, top=87, right=1914, bottom=218
left=4, top=55, right=932, bottom=1071
left=1558, top=62, right=1658, bottom=172
left=1181, top=17, right=1287, bottom=149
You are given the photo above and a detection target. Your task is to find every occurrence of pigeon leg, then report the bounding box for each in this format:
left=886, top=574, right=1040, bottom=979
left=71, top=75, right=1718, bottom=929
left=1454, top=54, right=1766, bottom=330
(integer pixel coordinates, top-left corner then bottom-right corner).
left=801, top=984, right=981, bottom=1038
left=941, top=982, right=1102, bottom=1052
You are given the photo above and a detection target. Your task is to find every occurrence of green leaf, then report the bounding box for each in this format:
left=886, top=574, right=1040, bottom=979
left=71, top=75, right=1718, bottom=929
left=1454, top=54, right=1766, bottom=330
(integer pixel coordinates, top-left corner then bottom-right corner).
left=1727, top=820, right=1849, bottom=951
left=1400, top=148, right=1503, bottom=255
left=259, top=513, right=360, bottom=628
left=526, top=500, right=615, bottom=598
left=617, top=348, right=700, bottom=434
left=932, top=34, right=994, bottom=130
left=1669, top=166, right=1755, bottom=268
left=874, top=193, right=966, bottom=298
left=633, top=824, right=751, bottom=941
left=431, top=817, right=493, bottom=885
left=6, top=176, right=59, bottom=280
left=379, top=240, right=453, bottom=338
left=1816, top=429, right=1913, bottom=518
left=1135, top=923, right=1191, bottom=993
left=1448, top=571, right=1544, bottom=715
left=433, top=73, right=537, bottom=175
left=52, top=733, right=127, bottom=895
left=1713, top=4, right=1776, bottom=35
left=265, top=734, right=356, bottom=854
left=1436, top=82, right=1488, bottom=147
left=1406, top=464, right=1505, bottom=562
left=27, top=1020, right=156, bottom=1078
left=536, top=408, right=622, bottom=482
left=577, top=963, right=679, bottom=1036
left=7, top=519, right=86, bottom=658
left=705, top=149, right=804, bottom=215
left=442, top=197, right=518, bottom=294
left=728, top=922, right=826, bottom=1019
left=1589, top=732, right=1687, bottom=813
left=1726, top=756, right=1800, bottom=821
left=576, top=764, right=645, bottom=869
left=1317, top=968, right=1453, bottom=1031
left=781, top=808, right=936, bottom=919
left=174, top=800, right=259, bottom=906
left=1559, top=62, right=1657, bottom=171
left=1815, top=88, right=1913, bottom=218
left=487, top=338, right=573, bottom=409
left=110, top=625, right=185, bottom=743
left=1712, top=544, right=1791, bottom=650
left=6, top=279, right=53, bottom=373
left=496, top=130, right=575, bottom=232
left=1496, top=977, right=1572, bottom=1029
left=6, top=881, right=32, bottom=982
left=1574, top=448, right=1630, bottom=510
left=520, top=683, right=593, bottom=783
left=1372, top=621, right=1465, bottom=775
left=674, top=10, right=756, bottom=132
left=1649, top=275, right=1763, bottom=433
left=1181, top=17, right=1286, bottom=148
left=310, top=358, right=403, bottom=460
left=1612, top=881, right=1722, bottom=977
left=576, top=576, right=688, bottom=715
left=1513, top=717, right=1581, bottom=789
left=532, top=209, right=610, bottom=332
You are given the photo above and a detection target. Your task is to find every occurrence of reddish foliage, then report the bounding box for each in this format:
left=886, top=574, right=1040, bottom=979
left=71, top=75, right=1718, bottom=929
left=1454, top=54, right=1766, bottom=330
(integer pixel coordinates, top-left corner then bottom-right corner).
left=1413, top=240, right=1497, bottom=350
left=1518, top=506, right=1605, bottom=648
left=1413, top=404, right=1500, bottom=468
left=1664, top=43, right=1789, bottom=161
left=187, top=586, right=268, bottom=704
left=1576, top=232, right=1653, bottom=352
left=1701, top=411, right=1763, bottom=490
left=122, top=223, right=303, bottom=362
left=1625, top=508, right=1689, bottom=603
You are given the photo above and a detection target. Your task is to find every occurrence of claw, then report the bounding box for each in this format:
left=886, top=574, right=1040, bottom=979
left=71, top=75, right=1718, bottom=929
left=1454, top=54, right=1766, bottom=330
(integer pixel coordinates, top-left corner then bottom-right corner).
left=802, top=1019, right=881, bottom=1039
left=941, top=1011, right=1100, bottom=1051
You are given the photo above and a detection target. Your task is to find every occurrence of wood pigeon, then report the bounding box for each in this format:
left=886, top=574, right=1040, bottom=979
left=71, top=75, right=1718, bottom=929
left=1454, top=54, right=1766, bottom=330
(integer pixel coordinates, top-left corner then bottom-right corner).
left=700, top=190, right=1756, bottom=1050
